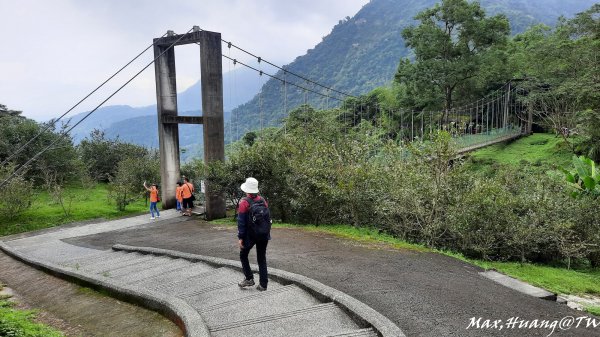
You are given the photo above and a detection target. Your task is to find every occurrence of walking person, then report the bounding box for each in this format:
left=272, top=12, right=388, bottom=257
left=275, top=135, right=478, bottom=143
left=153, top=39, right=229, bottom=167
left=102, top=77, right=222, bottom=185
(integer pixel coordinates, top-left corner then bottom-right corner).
left=237, top=177, right=272, bottom=291
left=176, top=181, right=183, bottom=213
left=181, top=177, right=195, bottom=216
left=143, top=181, right=160, bottom=220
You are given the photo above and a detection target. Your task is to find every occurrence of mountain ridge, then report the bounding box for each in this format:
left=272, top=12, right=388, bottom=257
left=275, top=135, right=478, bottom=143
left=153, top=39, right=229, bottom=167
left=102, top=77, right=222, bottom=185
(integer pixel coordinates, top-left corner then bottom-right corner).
left=71, top=0, right=597, bottom=160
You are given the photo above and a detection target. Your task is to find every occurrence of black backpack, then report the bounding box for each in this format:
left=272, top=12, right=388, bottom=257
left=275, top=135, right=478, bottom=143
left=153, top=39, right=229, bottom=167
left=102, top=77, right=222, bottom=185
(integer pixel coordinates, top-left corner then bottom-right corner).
left=245, top=197, right=272, bottom=241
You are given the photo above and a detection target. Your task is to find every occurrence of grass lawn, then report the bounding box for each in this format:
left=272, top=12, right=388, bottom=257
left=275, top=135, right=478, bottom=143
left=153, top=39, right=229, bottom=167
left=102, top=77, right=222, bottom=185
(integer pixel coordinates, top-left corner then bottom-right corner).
left=0, top=299, right=65, bottom=337
left=0, top=184, right=150, bottom=237
left=212, top=217, right=600, bottom=299
left=0, top=283, right=64, bottom=337
left=466, top=133, right=574, bottom=169
left=458, top=258, right=600, bottom=295
left=587, top=306, right=600, bottom=316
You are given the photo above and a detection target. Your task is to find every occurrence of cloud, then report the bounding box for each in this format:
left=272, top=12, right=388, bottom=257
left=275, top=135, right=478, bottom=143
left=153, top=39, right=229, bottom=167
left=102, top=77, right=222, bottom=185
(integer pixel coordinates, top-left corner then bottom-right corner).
left=0, top=0, right=367, bottom=121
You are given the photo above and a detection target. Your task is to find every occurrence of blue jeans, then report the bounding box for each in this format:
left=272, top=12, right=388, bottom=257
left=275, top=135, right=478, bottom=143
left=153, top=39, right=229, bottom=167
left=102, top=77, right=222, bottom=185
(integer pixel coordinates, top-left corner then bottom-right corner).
left=176, top=200, right=182, bottom=211
left=150, top=202, right=160, bottom=217
left=240, top=239, right=268, bottom=288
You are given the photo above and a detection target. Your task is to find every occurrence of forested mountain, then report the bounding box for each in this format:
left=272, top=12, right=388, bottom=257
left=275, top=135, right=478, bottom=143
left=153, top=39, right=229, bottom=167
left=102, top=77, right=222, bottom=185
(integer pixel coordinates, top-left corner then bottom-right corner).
left=87, top=0, right=596, bottom=156
left=67, top=66, right=266, bottom=143
left=227, top=0, right=596, bottom=141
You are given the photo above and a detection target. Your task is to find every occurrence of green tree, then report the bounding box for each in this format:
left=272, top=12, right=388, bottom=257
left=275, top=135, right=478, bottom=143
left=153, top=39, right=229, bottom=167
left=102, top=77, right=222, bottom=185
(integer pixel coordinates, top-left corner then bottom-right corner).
left=508, top=5, right=599, bottom=145
left=0, top=106, right=79, bottom=184
left=395, top=0, right=510, bottom=114
left=108, top=151, right=160, bottom=211
left=0, top=104, right=23, bottom=118
left=0, top=164, right=34, bottom=220
left=78, top=129, right=149, bottom=182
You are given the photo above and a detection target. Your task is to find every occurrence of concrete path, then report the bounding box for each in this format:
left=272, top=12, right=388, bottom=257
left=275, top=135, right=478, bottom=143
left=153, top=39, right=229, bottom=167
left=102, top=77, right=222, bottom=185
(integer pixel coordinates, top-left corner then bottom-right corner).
left=60, top=218, right=600, bottom=337
left=0, top=249, right=182, bottom=337
left=0, top=211, right=400, bottom=337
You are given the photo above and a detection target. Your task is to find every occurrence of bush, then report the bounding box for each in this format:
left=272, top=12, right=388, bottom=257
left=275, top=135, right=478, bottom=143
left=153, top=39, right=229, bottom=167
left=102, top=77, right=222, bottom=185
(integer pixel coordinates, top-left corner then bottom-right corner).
left=78, top=130, right=149, bottom=182
left=201, top=105, right=600, bottom=267
left=0, top=166, right=34, bottom=220
left=108, top=152, right=160, bottom=211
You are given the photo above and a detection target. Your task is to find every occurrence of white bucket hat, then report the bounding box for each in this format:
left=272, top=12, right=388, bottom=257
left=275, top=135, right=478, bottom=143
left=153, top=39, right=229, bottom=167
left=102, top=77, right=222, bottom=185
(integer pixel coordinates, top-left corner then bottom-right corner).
left=240, top=177, right=259, bottom=194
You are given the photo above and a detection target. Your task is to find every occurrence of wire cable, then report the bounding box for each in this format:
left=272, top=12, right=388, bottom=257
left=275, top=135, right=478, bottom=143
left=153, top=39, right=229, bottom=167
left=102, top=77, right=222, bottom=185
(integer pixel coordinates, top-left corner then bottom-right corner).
left=190, top=26, right=355, bottom=99
left=0, top=28, right=194, bottom=189
left=0, top=33, right=168, bottom=167
left=221, top=54, right=347, bottom=102
left=221, top=39, right=356, bottom=99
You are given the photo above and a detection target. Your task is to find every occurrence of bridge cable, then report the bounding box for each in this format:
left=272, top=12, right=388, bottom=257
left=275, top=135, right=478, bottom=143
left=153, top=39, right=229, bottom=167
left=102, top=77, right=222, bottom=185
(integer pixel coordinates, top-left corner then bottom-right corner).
left=0, top=28, right=194, bottom=189
left=0, top=33, right=168, bottom=168
left=221, top=55, right=347, bottom=103
left=220, top=39, right=356, bottom=99
left=190, top=26, right=355, bottom=101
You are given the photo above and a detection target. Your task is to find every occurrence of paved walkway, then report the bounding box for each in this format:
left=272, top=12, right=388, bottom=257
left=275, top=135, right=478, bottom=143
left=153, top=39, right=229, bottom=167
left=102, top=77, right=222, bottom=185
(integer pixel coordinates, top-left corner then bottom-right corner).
left=0, top=249, right=182, bottom=337
left=62, top=217, right=598, bottom=337
left=0, top=211, right=397, bottom=337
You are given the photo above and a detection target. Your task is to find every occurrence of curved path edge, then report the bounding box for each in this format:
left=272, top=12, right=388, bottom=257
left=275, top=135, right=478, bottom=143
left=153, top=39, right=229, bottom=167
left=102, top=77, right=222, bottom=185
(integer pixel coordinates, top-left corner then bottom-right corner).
left=0, top=241, right=210, bottom=337
left=113, top=243, right=406, bottom=337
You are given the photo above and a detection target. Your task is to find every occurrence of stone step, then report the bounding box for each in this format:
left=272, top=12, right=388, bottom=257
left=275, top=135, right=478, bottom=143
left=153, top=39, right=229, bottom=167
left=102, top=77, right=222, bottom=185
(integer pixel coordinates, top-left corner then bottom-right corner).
left=176, top=280, right=240, bottom=300
left=22, top=242, right=100, bottom=264
left=320, top=328, right=378, bottom=337
left=118, top=259, right=192, bottom=284
left=86, top=253, right=155, bottom=274
left=138, top=262, right=216, bottom=289
left=60, top=250, right=117, bottom=265
left=209, top=302, right=361, bottom=337
left=155, top=267, right=238, bottom=295
left=68, top=251, right=142, bottom=270
left=187, top=281, right=285, bottom=311
left=102, top=256, right=175, bottom=278
left=199, top=284, right=320, bottom=327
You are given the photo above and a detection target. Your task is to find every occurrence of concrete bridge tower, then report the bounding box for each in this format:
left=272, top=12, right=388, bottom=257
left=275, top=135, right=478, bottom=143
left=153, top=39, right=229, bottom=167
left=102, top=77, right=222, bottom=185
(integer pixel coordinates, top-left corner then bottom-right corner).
left=153, top=28, right=226, bottom=220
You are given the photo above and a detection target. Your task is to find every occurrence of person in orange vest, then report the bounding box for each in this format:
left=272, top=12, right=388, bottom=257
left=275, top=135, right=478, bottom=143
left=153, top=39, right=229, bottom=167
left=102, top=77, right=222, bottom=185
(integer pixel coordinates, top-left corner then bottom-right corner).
left=181, top=177, right=195, bottom=216
left=176, top=181, right=184, bottom=213
left=143, top=181, right=160, bottom=220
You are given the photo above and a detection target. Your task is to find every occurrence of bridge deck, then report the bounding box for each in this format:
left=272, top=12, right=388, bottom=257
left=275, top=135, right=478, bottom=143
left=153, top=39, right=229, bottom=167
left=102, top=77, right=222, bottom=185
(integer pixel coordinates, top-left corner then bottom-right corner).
left=456, top=132, right=525, bottom=155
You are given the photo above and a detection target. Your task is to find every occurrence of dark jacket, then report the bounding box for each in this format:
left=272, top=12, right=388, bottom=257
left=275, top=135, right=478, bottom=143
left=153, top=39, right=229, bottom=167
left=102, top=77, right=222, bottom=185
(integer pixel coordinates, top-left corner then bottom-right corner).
left=237, top=195, right=270, bottom=241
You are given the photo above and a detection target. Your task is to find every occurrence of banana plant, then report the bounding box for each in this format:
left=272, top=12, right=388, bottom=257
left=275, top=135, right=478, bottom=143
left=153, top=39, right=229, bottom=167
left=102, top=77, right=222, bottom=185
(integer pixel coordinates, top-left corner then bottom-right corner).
left=562, top=155, right=600, bottom=198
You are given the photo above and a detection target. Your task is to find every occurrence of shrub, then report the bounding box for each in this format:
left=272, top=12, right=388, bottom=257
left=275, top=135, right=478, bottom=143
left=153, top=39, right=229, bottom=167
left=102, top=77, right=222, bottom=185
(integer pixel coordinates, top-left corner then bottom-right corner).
left=203, top=105, right=600, bottom=267
left=0, top=166, right=34, bottom=220
left=108, top=152, right=160, bottom=211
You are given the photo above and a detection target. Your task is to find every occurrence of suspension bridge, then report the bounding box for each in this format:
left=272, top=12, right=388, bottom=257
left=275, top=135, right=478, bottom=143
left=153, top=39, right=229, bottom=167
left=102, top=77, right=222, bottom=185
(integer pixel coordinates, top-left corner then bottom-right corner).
left=1, top=27, right=532, bottom=217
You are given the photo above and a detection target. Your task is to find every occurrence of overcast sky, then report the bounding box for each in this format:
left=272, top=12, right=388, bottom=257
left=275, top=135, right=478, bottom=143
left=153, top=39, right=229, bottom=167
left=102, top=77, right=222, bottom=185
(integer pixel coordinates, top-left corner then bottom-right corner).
left=0, top=0, right=367, bottom=121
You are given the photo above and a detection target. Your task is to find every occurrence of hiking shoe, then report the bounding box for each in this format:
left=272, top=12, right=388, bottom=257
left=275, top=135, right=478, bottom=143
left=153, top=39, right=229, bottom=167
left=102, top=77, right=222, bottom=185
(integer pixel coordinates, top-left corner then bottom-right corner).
left=150, top=216, right=155, bottom=220
left=156, top=215, right=160, bottom=218
left=238, top=279, right=255, bottom=288
left=256, top=285, right=267, bottom=291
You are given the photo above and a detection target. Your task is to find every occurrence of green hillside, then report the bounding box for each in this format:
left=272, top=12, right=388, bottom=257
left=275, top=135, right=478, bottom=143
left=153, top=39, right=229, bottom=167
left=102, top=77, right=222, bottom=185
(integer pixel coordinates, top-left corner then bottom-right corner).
left=227, top=0, right=596, bottom=142
left=467, top=133, right=574, bottom=169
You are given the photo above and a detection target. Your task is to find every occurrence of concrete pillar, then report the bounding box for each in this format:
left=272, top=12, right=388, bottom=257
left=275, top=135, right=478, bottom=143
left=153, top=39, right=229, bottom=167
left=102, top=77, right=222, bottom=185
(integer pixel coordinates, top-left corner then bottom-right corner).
left=199, top=31, right=226, bottom=220
left=154, top=43, right=180, bottom=209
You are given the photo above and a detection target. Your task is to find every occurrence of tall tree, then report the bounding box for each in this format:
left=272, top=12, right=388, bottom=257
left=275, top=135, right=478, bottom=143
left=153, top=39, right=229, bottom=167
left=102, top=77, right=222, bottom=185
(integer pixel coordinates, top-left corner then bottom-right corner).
left=78, top=129, right=149, bottom=182
left=507, top=4, right=599, bottom=155
left=0, top=104, right=23, bottom=118
left=0, top=105, right=79, bottom=184
left=395, top=0, right=510, bottom=115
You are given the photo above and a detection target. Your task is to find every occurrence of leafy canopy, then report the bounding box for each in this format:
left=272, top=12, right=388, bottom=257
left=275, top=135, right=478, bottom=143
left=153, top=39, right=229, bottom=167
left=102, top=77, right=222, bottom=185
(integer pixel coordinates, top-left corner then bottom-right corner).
left=395, top=0, right=510, bottom=111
